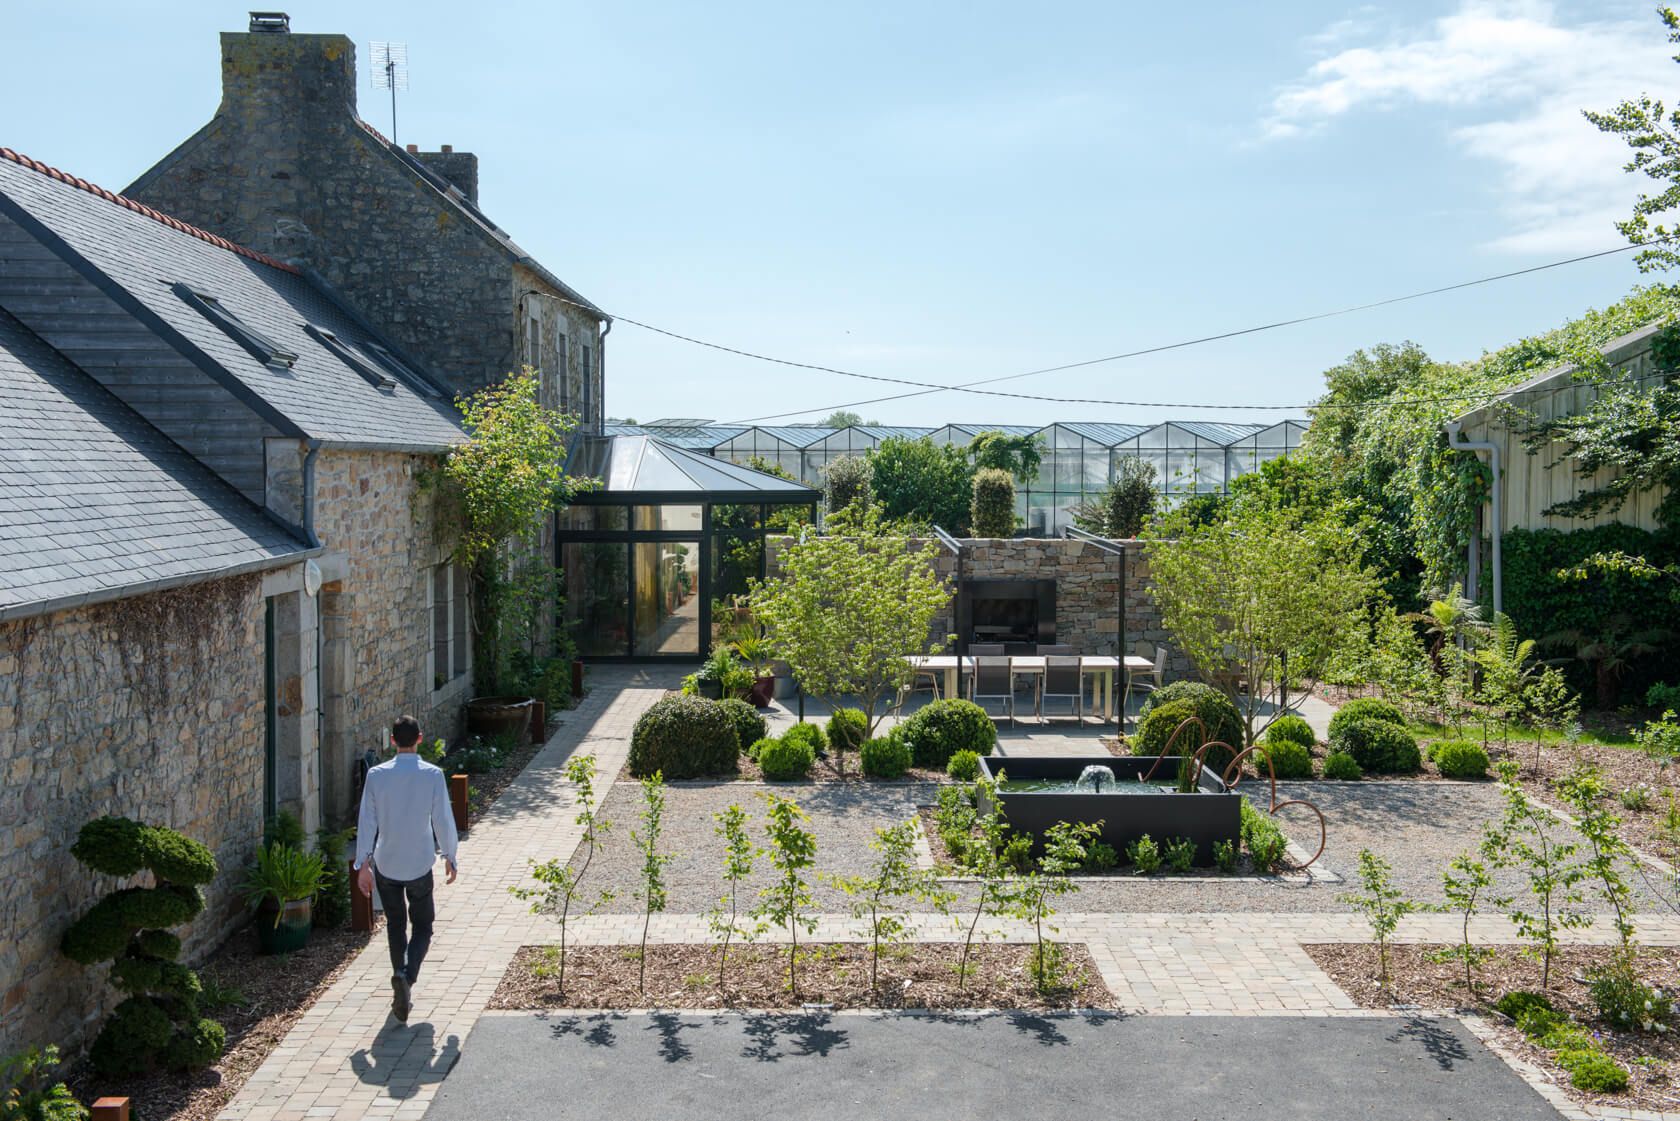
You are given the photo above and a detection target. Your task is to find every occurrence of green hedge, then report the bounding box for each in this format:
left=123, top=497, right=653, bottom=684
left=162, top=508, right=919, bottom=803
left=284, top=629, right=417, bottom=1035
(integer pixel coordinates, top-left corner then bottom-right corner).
left=970, top=468, right=1017, bottom=537
left=717, top=698, right=767, bottom=757
left=759, top=736, right=814, bottom=780
left=1265, top=714, right=1316, bottom=748
left=860, top=735, right=911, bottom=778
left=1256, top=740, right=1313, bottom=779
left=1130, top=694, right=1244, bottom=776
left=1136, top=679, right=1224, bottom=725
left=628, top=695, right=740, bottom=779
left=1327, top=698, right=1404, bottom=740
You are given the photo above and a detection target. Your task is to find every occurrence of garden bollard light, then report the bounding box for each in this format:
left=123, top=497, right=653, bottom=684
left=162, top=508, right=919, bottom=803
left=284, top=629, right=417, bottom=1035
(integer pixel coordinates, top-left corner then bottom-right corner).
left=91, top=1098, right=130, bottom=1121
left=350, top=858, right=374, bottom=933
left=450, top=773, right=469, bottom=835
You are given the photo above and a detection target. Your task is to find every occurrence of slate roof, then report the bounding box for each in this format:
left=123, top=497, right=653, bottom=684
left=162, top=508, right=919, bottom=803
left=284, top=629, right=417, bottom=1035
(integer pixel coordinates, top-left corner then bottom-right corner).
left=565, top=435, right=821, bottom=505
left=0, top=307, right=310, bottom=620
left=0, top=150, right=466, bottom=451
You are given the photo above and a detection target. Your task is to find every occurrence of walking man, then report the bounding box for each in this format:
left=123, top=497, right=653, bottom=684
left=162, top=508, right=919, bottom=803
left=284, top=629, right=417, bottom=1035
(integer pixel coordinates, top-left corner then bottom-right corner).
left=354, top=715, right=458, bottom=1022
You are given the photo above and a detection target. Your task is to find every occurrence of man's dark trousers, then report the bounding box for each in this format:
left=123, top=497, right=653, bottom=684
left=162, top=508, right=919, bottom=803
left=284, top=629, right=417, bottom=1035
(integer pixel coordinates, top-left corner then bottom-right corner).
left=375, top=869, right=435, bottom=983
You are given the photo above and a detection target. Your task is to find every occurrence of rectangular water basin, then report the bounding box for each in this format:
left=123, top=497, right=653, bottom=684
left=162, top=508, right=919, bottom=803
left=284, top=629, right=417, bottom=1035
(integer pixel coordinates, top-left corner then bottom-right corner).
left=976, top=755, right=1240, bottom=867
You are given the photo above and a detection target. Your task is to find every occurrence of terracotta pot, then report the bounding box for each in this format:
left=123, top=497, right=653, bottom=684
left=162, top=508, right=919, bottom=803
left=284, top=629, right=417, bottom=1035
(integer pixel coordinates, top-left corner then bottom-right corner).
left=465, top=696, right=534, bottom=740
left=748, top=675, right=774, bottom=707
left=257, top=897, right=312, bottom=955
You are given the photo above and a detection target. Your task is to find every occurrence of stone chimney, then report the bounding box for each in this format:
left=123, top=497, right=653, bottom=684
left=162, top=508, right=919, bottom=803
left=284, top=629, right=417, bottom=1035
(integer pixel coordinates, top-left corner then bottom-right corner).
left=218, top=28, right=358, bottom=120
left=414, top=146, right=479, bottom=205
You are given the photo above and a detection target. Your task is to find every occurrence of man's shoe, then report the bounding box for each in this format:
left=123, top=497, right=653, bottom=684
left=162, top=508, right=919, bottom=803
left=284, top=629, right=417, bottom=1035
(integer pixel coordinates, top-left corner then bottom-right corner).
left=391, top=974, right=411, bottom=1022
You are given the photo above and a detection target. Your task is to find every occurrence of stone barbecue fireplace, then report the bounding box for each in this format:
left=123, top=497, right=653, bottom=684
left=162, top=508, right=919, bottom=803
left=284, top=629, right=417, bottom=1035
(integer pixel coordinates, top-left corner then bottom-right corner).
left=961, top=578, right=1056, bottom=655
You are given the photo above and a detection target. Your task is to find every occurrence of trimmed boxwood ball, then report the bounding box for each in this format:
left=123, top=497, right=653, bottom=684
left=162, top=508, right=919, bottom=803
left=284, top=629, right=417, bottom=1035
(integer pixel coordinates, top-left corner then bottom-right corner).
left=628, top=694, right=739, bottom=779
left=1322, top=751, right=1363, bottom=780
left=859, top=735, right=911, bottom=779
left=899, top=698, right=997, bottom=768
left=782, top=722, right=827, bottom=753
left=1135, top=679, right=1225, bottom=725
left=746, top=736, right=777, bottom=762
left=89, top=997, right=174, bottom=1075
left=142, top=827, right=218, bottom=886
left=1331, top=718, right=1421, bottom=773
left=1326, top=697, right=1405, bottom=740
left=1256, top=740, right=1313, bottom=779
left=1131, top=695, right=1244, bottom=777
left=716, top=698, right=767, bottom=757
left=946, top=749, right=982, bottom=782
left=62, top=893, right=138, bottom=965
left=1433, top=741, right=1490, bottom=778
left=827, top=708, right=867, bottom=753
left=758, top=736, right=815, bottom=780
left=165, top=1017, right=227, bottom=1070
left=118, top=885, right=205, bottom=930
left=71, top=815, right=149, bottom=878
left=1264, top=714, right=1315, bottom=748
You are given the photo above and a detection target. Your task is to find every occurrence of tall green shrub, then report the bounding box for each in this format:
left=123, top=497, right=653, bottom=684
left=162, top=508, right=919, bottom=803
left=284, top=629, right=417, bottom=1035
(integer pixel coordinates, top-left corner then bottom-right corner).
left=1130, top=695, right=1244, bottom=776
left=898, top=698, right=997, bottom=768
left=628, top=695, right=738, bottom=778
left=970, top=468, right=1017, bottom=538
left=60, top=817, right=224, bottom=1075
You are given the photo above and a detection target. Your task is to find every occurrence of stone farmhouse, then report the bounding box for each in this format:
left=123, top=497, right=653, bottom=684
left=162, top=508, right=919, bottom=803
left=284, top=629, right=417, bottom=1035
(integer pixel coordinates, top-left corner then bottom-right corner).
left=0, top=14, right=631, bottom=1059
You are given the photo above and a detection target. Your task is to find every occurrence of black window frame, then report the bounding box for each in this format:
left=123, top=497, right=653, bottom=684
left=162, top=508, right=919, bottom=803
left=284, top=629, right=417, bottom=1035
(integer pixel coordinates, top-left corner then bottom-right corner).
left=173, top=283, right=298, bottom=369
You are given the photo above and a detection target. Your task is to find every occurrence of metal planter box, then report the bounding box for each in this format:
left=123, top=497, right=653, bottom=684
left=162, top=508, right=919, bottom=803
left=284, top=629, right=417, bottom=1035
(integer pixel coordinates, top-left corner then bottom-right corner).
left=976, top=755, right=1240, bottom=867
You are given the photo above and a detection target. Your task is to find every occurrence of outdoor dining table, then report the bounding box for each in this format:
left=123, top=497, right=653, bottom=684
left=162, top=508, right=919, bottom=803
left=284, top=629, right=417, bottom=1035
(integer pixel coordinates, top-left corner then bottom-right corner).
left=907, top=654, right=1154, bottom=723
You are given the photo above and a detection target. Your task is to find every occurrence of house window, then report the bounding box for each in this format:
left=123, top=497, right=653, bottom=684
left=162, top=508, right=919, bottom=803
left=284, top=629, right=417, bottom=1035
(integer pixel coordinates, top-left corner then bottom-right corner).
left=527, top=313, right=543, bottom=381
left=174, top=283, right=297, bottom=368
left=431, top=564, right=470, bottom=690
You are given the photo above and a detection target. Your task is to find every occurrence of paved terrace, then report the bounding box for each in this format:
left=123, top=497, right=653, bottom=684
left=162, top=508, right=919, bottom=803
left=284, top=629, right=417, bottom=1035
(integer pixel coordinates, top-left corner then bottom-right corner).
left=212, top=669, right=1676, bottom=1121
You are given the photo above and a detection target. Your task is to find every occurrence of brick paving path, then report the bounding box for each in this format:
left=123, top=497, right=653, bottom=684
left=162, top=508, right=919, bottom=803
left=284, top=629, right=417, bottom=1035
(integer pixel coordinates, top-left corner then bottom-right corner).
left=215, top=672, right=1680, bottom=1120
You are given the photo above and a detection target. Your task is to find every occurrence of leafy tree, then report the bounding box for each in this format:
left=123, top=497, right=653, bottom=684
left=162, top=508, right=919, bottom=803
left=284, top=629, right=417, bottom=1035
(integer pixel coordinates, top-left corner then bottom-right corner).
left=1559, top=769, right=1637, bottom=950
left=957, top=777, right=1012, bottom=988
left=1305, top=342, right=1436, bottom=453
left=1481, top=761, right=1589, bottom=988
left=1070, top=455, right=1156, bottom=539
left=707, top=804, right=762, bottom=989
left=751, top=502, right=952, bottom=742
left=821, top=454, right=873, bottom=515
left=752, top=795, right=819, bottom=998
left=1585, top=9, right=1680, bottom=275
left=970, top=468, right=1017, bottom=537
left=867, top=436, right=975, bottom=533
left=821, top=410, right=875, bottom=428
left=1145, top=494, right=1379, bottom=746
left=967, top=430, right=1045, bottom=484
left=828, top=821, right=953, bottom=994
left=510, top=754, right=614, bottom=995
left=1435, top=851, right=1506, bottom=994
left=994, top=820, right=1099, bottom=992
left=1339, top=850, right=1415, bottom=987
left=630, top=772, right=676, bottom=993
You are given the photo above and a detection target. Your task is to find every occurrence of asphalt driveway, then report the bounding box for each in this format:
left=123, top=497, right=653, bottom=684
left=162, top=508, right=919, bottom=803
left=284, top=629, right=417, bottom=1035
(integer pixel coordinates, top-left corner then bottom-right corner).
left=423, top=1011, right=1563, bottom=1121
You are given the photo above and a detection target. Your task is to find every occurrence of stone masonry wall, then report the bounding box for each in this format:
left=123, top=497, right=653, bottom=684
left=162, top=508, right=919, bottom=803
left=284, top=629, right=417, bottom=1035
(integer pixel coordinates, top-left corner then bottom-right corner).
left=310, top=448, right=465, bottom=826
left=0, top=576, right=265, bottom=1058
left=766, top=535, right=1192, bottom=678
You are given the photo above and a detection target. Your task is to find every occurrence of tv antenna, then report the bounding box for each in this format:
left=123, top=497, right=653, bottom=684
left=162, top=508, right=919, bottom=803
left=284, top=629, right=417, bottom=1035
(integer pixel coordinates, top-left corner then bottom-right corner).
left=369, top=41, right=408, bottom=143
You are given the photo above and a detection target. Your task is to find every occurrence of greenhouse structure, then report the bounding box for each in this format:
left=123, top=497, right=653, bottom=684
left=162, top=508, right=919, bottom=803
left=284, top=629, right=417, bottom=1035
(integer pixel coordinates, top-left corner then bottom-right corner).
left=604, top=418, right=1307, bottom=534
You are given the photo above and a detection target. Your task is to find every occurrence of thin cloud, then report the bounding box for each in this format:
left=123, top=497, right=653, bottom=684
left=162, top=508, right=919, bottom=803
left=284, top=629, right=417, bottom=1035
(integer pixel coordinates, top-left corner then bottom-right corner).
left=1263, top=1, right=1678, bottom=252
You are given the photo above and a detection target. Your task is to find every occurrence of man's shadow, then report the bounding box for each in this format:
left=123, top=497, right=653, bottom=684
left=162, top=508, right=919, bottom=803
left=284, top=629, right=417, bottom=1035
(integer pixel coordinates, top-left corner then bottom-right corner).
left=350, top=1019, right=461, bottom=1098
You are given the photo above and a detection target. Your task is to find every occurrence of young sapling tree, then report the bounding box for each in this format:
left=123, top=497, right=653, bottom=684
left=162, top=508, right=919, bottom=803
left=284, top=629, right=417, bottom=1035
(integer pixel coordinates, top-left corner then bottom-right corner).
left=1434, top=851, right=1507, bottom=994
left=996, top=820, right=1100, bottom=992
left=751, top=794, right=819, bottom=998
left=708, top=804, right=761, bottom=990
left=631, top=771, right=677, bottom=993
left=1340, top=849, right=1415, bottom=988
left=830, top=820, right=954, bottom=994
left=510, top=753, right=614, bottom=995
left=1481, top=761, right=1588, bottom=988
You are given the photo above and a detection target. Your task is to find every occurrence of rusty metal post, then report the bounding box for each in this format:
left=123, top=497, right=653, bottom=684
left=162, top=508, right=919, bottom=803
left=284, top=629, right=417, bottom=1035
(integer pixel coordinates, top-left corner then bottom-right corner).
left=450, top=773, right=469, bottom=835
left=92, top=1099, right=131, bottom=1121
left=350, top=859, right=373, bottom=932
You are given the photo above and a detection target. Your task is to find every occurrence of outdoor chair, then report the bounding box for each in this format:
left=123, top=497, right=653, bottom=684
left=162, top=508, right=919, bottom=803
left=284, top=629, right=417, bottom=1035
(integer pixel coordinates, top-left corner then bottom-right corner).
left=1039, top=655, right=1084, bottom=723
left=968, top=656, right=1015, bottom=726
left=892, top=663, right=942, bottom=716
left=1035, top=644, right=1073, bottom=655
left=1129, top=645, right=1166, bottom=695
left=968, top=643, right=1006, bottom=656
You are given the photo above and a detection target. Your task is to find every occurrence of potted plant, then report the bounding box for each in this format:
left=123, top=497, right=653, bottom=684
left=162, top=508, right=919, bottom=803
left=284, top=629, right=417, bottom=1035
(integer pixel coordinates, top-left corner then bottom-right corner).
left=692, top=648, right=734, bottom=700
left=243, top=842, right=328, bottom=955
left=733, top=634, right=776, bottom=707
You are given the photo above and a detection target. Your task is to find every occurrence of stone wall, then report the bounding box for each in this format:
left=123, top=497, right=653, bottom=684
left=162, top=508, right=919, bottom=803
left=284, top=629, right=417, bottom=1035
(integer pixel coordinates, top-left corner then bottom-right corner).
left=309, top=447, right=467, bottom=826
left=766, top=535, right=1192, bottom=678
left=0, top=576, right=266, bottom=1058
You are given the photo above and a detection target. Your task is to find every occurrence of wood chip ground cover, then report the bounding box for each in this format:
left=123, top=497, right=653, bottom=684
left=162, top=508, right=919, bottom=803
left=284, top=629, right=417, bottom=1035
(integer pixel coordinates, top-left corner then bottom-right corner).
left=1305, top=942, right=1680, bottom=1114
left=490, top=942, right=1111, bottom=1012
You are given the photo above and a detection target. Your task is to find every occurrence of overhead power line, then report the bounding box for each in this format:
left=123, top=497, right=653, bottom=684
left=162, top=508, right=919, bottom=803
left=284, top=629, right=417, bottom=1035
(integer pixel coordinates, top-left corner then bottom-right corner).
left=532, top=238, right=1659, bottom=419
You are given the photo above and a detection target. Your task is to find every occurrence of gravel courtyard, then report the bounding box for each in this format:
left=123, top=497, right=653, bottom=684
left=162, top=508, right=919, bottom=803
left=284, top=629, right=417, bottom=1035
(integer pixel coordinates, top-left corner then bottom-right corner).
left=560, top=778, right=1667, bottom=916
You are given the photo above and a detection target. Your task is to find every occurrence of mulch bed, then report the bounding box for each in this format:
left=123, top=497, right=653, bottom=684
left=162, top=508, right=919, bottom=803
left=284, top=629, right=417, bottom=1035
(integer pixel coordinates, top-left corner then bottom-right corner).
left=490, top=941, right=1112, bottom=1011
left=63, top=920, right=378, bottom=1121
left=1305, top=942, right=1680, bottom=1114
left=61, top=703, right=581, bottom=1121
left=1485, top=738, right=1680, bottom=867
